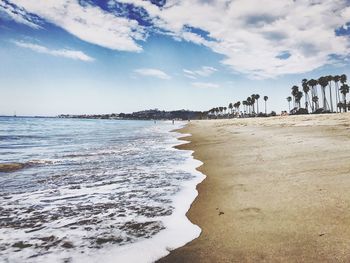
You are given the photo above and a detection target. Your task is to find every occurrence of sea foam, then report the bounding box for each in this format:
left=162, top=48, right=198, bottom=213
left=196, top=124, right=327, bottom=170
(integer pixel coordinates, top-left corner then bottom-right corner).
left=78, top=130, right=205, bottom=263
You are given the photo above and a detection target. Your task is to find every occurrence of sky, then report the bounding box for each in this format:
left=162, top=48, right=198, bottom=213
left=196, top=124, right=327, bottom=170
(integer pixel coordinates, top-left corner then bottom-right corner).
left=1, top=0, right=350, bottom=116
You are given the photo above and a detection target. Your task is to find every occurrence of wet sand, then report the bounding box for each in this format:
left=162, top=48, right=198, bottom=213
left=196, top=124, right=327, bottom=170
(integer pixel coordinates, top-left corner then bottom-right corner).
left=159, top=113, right=350, bottom=262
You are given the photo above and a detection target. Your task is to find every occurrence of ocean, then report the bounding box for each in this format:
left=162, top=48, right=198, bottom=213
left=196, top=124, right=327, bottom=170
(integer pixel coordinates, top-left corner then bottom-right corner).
left=0, top=117, right=205, bottom=263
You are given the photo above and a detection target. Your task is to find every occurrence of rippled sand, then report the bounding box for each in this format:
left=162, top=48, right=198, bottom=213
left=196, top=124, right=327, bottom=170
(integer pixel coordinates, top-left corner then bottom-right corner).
left=160, top=113, right=350, bottom=262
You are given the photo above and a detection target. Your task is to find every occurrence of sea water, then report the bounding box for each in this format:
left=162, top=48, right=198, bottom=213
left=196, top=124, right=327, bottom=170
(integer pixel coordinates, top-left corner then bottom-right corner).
left=0, top=117, right=205, bottom=263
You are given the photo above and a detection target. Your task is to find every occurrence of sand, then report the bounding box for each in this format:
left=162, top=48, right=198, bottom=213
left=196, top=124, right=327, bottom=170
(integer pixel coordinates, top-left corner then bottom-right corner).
left=159, top=113, right=350, bottom=262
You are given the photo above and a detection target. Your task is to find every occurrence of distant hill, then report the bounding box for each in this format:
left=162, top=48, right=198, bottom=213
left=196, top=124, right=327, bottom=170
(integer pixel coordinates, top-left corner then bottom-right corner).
left=58, top=109, right=208, bottom=120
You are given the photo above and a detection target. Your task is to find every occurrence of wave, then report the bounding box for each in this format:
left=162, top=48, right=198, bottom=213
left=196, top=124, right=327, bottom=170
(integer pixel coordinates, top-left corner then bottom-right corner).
left=76, top=127, right=207, bottom=263
left=0, top=135, right=47, bottom=141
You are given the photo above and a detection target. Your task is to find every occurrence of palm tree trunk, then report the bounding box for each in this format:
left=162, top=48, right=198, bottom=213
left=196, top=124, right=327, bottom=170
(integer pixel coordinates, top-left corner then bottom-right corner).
left=338, top=85, right=341, bottom=111
left=265, top=101, right=267, bottom=114
left=304, top=93, right=308, bottom=110
left=322, top=87, right=327, bottom=110
left=310, top=87, right=314, bottom=112
left=307, top=94, right=312, bottom=113
left=257, top=100, right=259, bottom=114
left=329, top=83, right=333, bottom=112
left=344, top=95, right=347, bottom=112
left=335, top=83, right=339, bottom=113
left=315, top=85, right=319, bottom=110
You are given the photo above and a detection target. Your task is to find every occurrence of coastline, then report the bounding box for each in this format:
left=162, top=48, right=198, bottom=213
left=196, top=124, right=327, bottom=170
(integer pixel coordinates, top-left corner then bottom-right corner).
left=159, top=113, right=350, bottom=262
left=72, top=122, right=207, bottom=263
left=82, top=122, right=207, bottom=263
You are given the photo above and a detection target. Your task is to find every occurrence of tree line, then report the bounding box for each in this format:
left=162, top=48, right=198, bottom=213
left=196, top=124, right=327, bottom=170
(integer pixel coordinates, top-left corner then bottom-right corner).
left=287, top=74, right=349, bottom=114
left=208, top=94, right=271, bottom=118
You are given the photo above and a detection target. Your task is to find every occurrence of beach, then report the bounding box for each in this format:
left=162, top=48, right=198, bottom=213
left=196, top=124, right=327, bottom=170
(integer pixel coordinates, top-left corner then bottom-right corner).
left=160, top=113, right=350, bottom=262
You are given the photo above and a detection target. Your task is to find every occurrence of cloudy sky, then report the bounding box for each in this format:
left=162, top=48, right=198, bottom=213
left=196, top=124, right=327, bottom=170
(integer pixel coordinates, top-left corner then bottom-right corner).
left=1, top=0, right=350, bottom=115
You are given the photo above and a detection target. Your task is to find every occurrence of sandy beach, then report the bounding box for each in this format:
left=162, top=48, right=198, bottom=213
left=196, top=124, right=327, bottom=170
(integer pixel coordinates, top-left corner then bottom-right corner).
left=159, top=113, right=350, bottom=262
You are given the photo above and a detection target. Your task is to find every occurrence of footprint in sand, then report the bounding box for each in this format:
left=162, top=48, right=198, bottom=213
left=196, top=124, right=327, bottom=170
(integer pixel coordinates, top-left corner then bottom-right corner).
left=216, top=208, right=225, bottom=216
left=256, top=154, right=264, bottom=162
left=232, top=184, right=248, bottom=192
left=239, top=207, right=262, bottom=218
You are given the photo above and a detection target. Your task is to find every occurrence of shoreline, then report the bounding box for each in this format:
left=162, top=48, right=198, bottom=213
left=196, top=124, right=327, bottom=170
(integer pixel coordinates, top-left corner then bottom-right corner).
left=87, top=122, right=207, bottom=263
left=159, top=113, right=350, bottom=262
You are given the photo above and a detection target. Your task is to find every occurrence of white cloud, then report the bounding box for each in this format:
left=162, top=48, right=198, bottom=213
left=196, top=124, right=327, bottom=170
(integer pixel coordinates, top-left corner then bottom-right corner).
left=13, top=41, right=94, bottom=61
left=184, top=66, right=217, bottom=79
left=118, top=0, right=350, bottom=78
left=0, top=1, right=41, bottom=29
left=5, top=0, right=350, bottom=78
left=192, top=82, right=219, bottom=89
left=183, top=70, right=197, bottom=79
left=134, top=68, right=171, bottom=79
left=5, top=0, right=145, bottom=52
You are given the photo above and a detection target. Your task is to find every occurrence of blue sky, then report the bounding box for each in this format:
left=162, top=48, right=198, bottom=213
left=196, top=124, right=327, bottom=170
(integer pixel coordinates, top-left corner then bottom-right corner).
left=1, top=0, right=350, bottom=116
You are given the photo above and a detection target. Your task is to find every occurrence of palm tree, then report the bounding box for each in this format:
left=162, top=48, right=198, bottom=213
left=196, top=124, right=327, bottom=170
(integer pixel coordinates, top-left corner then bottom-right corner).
left=291, top=86, right=299, bottom=108
left=302, top=79, right=310, bottom=111
left=312, top=96, right=319, bottom=110
left=263, top=96, right=268, bottom=114
left=233, top=101, right=241, bottom=115
left=318, top=76, right=329, bottom=111
left=250, top=95, right=256, bottom=114
left=307, top=79, right=318, bottom=112
left=327, top=75, right=334, bottom=112
left=339, top=83, right=349, bottom=112
left=295, top=91, right=303, bottom=109
left=247, top=97, right=252, bottom=114
left=340, top=74, right=348, bottom=112
left=255, top=94, right=260, bottom=114
left=223, top=106, right=227, bottom=115
left=334, top=75, right=341, bottom=113
left=242, top=100, right=247, bottom=115
left=219, top=106, right=224, bottom=116
left=337, top=102, right=344, bottom=113
left=228, top=103, right=233, bottom=115
left=287, top=96, right=292, bottom=112
left=340, top=74, right=347, bottom=84
left=236, top=101, right=241, bottom=114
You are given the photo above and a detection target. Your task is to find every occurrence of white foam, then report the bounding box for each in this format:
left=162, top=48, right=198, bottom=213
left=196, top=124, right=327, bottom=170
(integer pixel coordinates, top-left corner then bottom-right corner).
left=82, top=153, right=205, bottom=263
left=83, top=123, right=206, bottom=263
